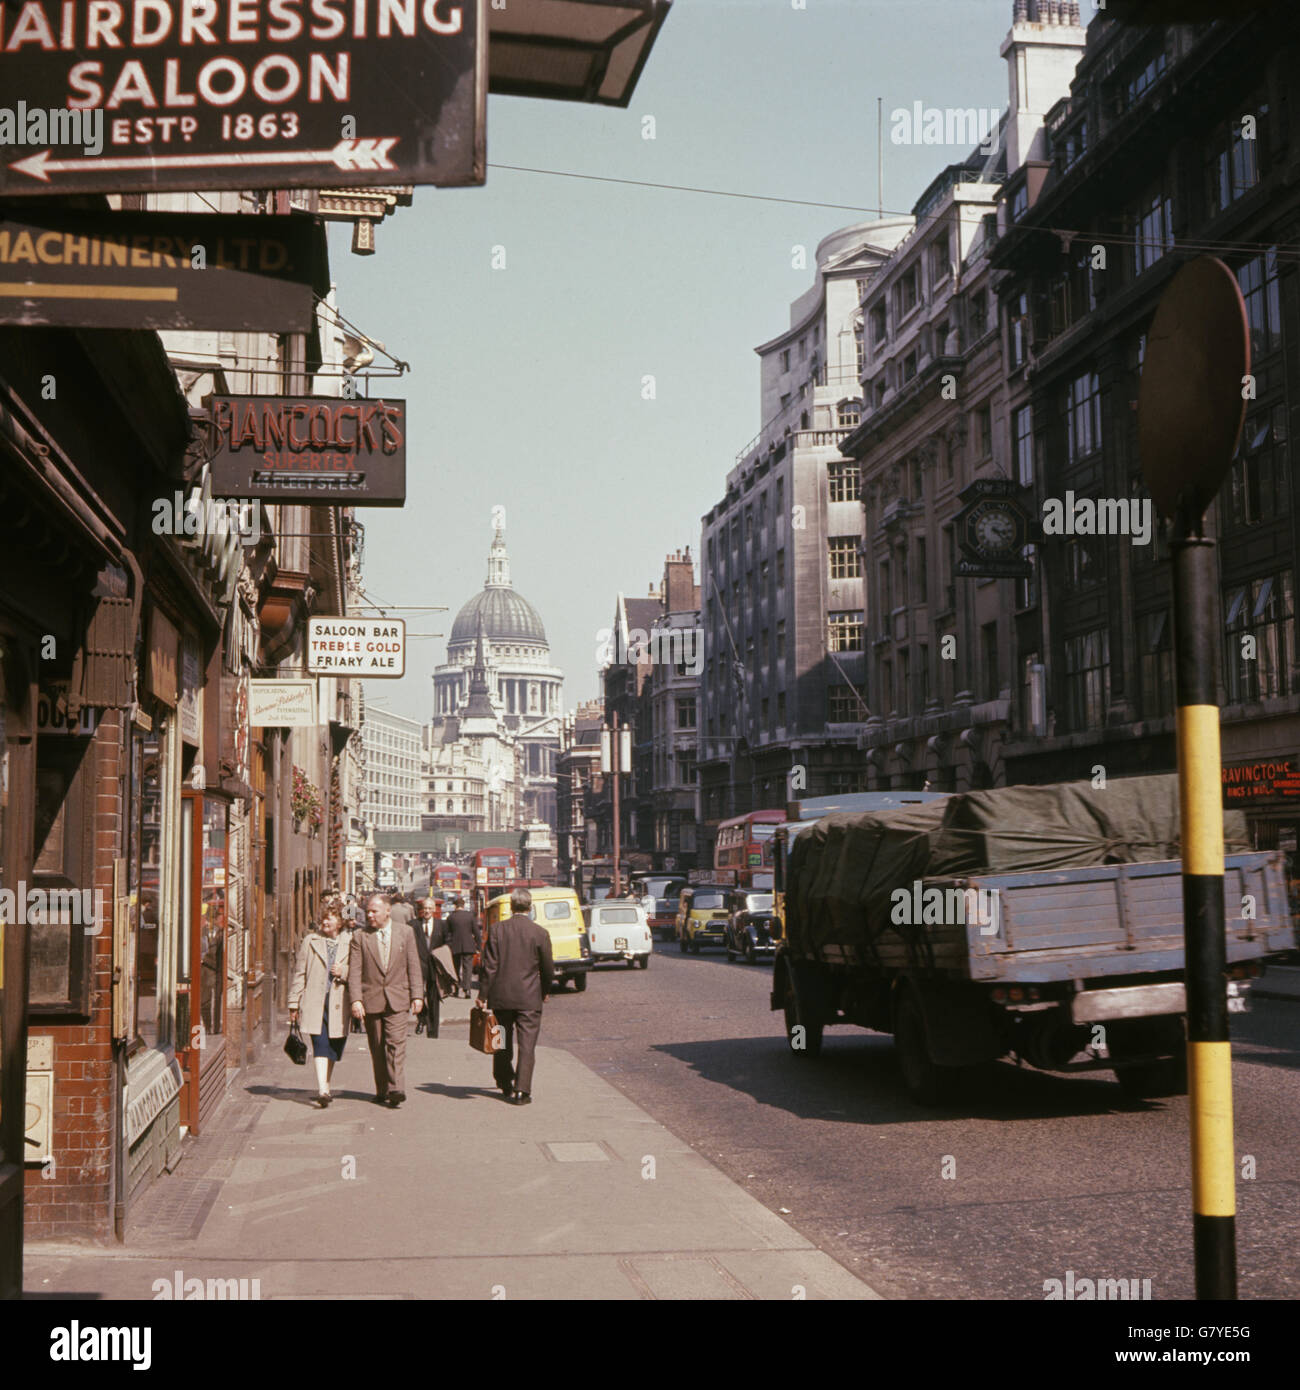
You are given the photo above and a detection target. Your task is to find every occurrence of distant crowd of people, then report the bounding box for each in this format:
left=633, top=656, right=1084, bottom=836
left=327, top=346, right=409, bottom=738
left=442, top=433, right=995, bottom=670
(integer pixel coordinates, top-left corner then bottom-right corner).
left=287, top=885, right=552, bottom=1109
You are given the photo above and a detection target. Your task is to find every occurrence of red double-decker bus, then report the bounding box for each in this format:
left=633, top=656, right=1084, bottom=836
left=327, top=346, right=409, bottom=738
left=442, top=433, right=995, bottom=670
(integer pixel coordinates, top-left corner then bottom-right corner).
left=471, top=847, right=518, bottom=921
left=714, top=810, right=783, bottom=888
left=433, top=862, right=463, bottom=894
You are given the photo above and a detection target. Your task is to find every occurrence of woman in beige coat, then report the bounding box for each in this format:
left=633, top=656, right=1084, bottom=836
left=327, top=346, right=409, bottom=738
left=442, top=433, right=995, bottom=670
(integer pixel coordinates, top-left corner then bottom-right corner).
left=288, top=905, right=352, bottom=1106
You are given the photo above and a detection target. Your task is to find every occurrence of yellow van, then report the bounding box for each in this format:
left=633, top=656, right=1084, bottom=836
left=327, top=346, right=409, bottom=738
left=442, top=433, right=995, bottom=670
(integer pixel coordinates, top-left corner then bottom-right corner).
left=483, top=887, right=592, bottom=993
left=675, top=884, right=731, bottom=954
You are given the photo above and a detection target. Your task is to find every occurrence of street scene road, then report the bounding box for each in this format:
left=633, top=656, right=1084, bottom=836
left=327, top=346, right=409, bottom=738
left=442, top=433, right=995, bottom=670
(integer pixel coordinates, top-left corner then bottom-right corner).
left=546, top=946, right=1300, bottom=1301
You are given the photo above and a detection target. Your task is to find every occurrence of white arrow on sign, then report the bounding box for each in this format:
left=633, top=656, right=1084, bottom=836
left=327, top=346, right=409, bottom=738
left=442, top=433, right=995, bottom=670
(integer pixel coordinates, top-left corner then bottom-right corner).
left=9, top=137, right=399, bottom=183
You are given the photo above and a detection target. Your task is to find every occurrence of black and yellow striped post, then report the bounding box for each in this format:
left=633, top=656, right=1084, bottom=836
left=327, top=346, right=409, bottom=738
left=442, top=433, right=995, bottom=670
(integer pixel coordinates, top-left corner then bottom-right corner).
left=1138, top=256, right=1250, bottom=1301
left=1170, top=536, right=1235, bottom=1299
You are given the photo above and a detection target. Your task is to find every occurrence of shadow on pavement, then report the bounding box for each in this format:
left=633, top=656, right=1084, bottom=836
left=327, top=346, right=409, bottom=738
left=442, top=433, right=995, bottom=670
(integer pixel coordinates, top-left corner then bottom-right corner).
left=648, top=1033, right=1160, bottom=1124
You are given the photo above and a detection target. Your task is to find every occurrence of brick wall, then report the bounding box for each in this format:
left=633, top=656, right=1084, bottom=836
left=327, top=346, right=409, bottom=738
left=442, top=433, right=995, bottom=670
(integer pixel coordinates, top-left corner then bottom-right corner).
left=23, top=712, right=121, bottom=1240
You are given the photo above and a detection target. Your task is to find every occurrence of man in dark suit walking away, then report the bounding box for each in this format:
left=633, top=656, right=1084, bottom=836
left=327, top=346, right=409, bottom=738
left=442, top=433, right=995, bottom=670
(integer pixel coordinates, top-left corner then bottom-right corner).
left=348, top=892, right=425, bottom=1107
left=478, top=887, right=553, bottom=1106
left=444, top=896, right=481, bottom=998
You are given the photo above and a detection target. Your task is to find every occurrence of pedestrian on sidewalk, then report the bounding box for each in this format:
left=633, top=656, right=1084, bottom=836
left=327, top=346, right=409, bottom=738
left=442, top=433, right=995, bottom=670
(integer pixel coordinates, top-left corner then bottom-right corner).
left=412, top=898, right=439, bottom=1037
left=444, top=895, right=481, bottom=998
left=478, top=887, right=552, bottom=1106
left=348, top=892, right=425, bottom=1108
left=389, top=891, right=414, bottom=931
left=287, top=903, right=353, bottom=1108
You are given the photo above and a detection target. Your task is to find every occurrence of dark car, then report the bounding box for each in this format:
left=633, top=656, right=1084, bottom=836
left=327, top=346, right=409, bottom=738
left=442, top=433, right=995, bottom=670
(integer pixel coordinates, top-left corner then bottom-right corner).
left=724, top=890, right=779, bottom=964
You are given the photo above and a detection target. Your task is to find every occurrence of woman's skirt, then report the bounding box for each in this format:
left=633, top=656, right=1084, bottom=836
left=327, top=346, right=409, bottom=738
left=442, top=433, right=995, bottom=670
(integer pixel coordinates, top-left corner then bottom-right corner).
left=312, top=999, right=347, bottom=1061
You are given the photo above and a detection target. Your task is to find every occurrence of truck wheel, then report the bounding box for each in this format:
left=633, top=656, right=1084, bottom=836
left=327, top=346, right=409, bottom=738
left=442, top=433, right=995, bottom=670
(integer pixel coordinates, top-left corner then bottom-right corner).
left=895, top=994, right=957, bottom=1106
left=1114, top=1056, right=1187, bottom=1099
left=571, top=973, right=588, bottom=993
left=783, top=982, right=823, bottom=1058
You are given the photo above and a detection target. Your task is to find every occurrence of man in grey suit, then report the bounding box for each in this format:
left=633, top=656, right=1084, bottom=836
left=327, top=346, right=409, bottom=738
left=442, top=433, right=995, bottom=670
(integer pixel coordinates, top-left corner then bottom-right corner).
left=349, top=892, right=425, bottom=1107
left=477, top=887, right=553, bottom=1106
left=443, top=896, right=481, bottom=998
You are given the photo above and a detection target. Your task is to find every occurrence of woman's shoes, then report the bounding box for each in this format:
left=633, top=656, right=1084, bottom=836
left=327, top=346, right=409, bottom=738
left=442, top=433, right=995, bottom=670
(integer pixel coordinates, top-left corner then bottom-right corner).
left=316, top=1093, right=332, bottom=1108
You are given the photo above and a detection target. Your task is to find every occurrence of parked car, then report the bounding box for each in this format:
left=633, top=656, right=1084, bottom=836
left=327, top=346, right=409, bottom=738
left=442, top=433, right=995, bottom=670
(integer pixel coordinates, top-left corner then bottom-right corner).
left=725, top=889, right=778, bottom=964
left=583, top=900, right=652, bottom=969
left=484, top=886, right=592, bottom=993
left=676, top=885, right=731, bottom=954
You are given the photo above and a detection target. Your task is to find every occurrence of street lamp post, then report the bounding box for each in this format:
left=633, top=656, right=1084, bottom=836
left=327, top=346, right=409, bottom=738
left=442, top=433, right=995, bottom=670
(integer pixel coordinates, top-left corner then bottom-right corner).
left=601, top=713, right=632, bottom=897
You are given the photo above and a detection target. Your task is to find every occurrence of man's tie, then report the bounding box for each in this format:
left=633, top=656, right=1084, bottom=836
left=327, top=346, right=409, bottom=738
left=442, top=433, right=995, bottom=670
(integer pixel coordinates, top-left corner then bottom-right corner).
left=378, top=926, right=390, bottom=971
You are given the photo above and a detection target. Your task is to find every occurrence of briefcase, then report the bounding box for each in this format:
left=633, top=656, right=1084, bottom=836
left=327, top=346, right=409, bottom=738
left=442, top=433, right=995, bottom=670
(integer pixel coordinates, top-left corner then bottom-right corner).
left=469, top=1003, right=501, bottom=1054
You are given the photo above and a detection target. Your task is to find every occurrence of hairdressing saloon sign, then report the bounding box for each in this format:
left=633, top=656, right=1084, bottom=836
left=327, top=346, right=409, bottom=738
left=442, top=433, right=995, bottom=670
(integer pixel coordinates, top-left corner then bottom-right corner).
left=0, top=0, right=486, bottom=197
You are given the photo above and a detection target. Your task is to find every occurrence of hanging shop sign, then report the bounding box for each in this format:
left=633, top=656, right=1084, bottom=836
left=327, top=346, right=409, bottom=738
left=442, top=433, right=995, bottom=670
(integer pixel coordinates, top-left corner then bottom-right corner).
left=307, top=618, right=405, bottom=677
left=1222, top=757, right=1300, bottom=802
left=0, top=209, right=326, bottom=330
left=208, top=395, right=406, bottom=506
left=249, top=678, right=319, bottom=727
left=0, top=0, right=486, bottom=197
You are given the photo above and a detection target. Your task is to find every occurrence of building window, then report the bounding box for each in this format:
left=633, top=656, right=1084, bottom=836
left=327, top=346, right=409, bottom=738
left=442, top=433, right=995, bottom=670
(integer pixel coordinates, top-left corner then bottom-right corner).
left=1230, top=404, right=1290, bottom=527
left=1063, top=628, right=1110, bottom=731
left=1065, top=370, right=1101, bottom=465
left=1206, top=106, right=1264, bottom=216
left=1014, top=405, right=1034, bottom=487
left=828, top=461, right=860, bottom=503
left=980, top=622, right=1000, bottom=702
left=1017, top=543, right=1039, bottom=611
left=828, top=611, right=865, bottom=652
left=1132, top=182, right=1173, bottom=277
left=918, top=644, right=931, bottom=708
left=898, top=265, right=919, bottom=316
left=837, top=400, right=861, bottom=429
left=781, top=348, right=791, bottom=372
left=678, top=752, right=696, bottom=787
left=776, top=691, right=786, bottom=725
left=777, top=619, right=787, bottom=660
left=975, top=403, right=993, bottom=459
left=1224, top=572, right=1296, bottom=704
left=1065, top=537, right=1102, bottom=589
left=829, top=537, right=861, bottom=580
left=776, top=549, right=786, bottom=586
left=1123, top=47, right=1168, bottom=107
left=902, top=351, right=918, bottom=383
left=915, top=537, right=928, bottom=603
left=675, top=697, right=696, bottom=729
left=968, top=290, right=988, bottom=341
left=1011, top=182, right=1028, bottom=221
left=827, top=684, right=860, bottom=722
left=869, top=303, right=887, bottom=347
left=1141, top=610, right=1174, bottom=719
left=828, top=770, right=866, bottom=795
left=1236, top=249, right=1282, bottom=362
left=1009, top=290, right=1029, bottom=368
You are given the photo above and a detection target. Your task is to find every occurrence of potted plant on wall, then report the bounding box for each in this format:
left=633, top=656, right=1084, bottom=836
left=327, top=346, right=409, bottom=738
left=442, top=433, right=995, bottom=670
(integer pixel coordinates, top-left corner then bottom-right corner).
left=291, top=765, right=323, bottom=837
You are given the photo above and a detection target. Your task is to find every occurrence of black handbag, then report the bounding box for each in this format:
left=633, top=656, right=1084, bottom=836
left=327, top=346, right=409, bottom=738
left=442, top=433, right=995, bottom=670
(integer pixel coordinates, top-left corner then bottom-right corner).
left=283, top=1019, right=308, bottom=1065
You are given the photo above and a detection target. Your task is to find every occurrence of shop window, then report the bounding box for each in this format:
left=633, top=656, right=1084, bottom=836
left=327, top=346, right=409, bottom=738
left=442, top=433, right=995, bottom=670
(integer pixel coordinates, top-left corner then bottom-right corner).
left=131, top=727, right=163, bottom=1048
left=26, top=734, right=95, bottom=1017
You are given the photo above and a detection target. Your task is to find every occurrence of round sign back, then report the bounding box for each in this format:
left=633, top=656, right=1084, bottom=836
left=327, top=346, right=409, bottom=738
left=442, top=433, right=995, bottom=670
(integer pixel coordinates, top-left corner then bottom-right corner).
left=1138, top=256, right=1250, bottom=523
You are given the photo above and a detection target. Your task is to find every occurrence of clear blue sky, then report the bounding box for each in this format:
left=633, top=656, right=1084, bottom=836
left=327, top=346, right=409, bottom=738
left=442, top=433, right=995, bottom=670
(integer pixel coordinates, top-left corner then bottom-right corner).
left=338, top=0, right=1093, bottom=724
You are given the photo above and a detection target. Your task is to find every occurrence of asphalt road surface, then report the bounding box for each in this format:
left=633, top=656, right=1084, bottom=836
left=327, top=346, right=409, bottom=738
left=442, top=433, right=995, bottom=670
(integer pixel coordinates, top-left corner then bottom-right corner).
left=542, top=943, right=1300, bottom=1300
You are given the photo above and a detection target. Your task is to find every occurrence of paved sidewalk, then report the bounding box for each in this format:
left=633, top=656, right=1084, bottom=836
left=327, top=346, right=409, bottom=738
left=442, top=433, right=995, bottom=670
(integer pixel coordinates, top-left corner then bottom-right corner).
left=25, top=1000, right=880, bottom=1300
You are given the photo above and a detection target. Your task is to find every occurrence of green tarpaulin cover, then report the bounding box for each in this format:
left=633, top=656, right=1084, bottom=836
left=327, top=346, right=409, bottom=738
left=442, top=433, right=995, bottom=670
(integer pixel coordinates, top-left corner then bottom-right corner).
left=784, top=775, right=1249, bottom=965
